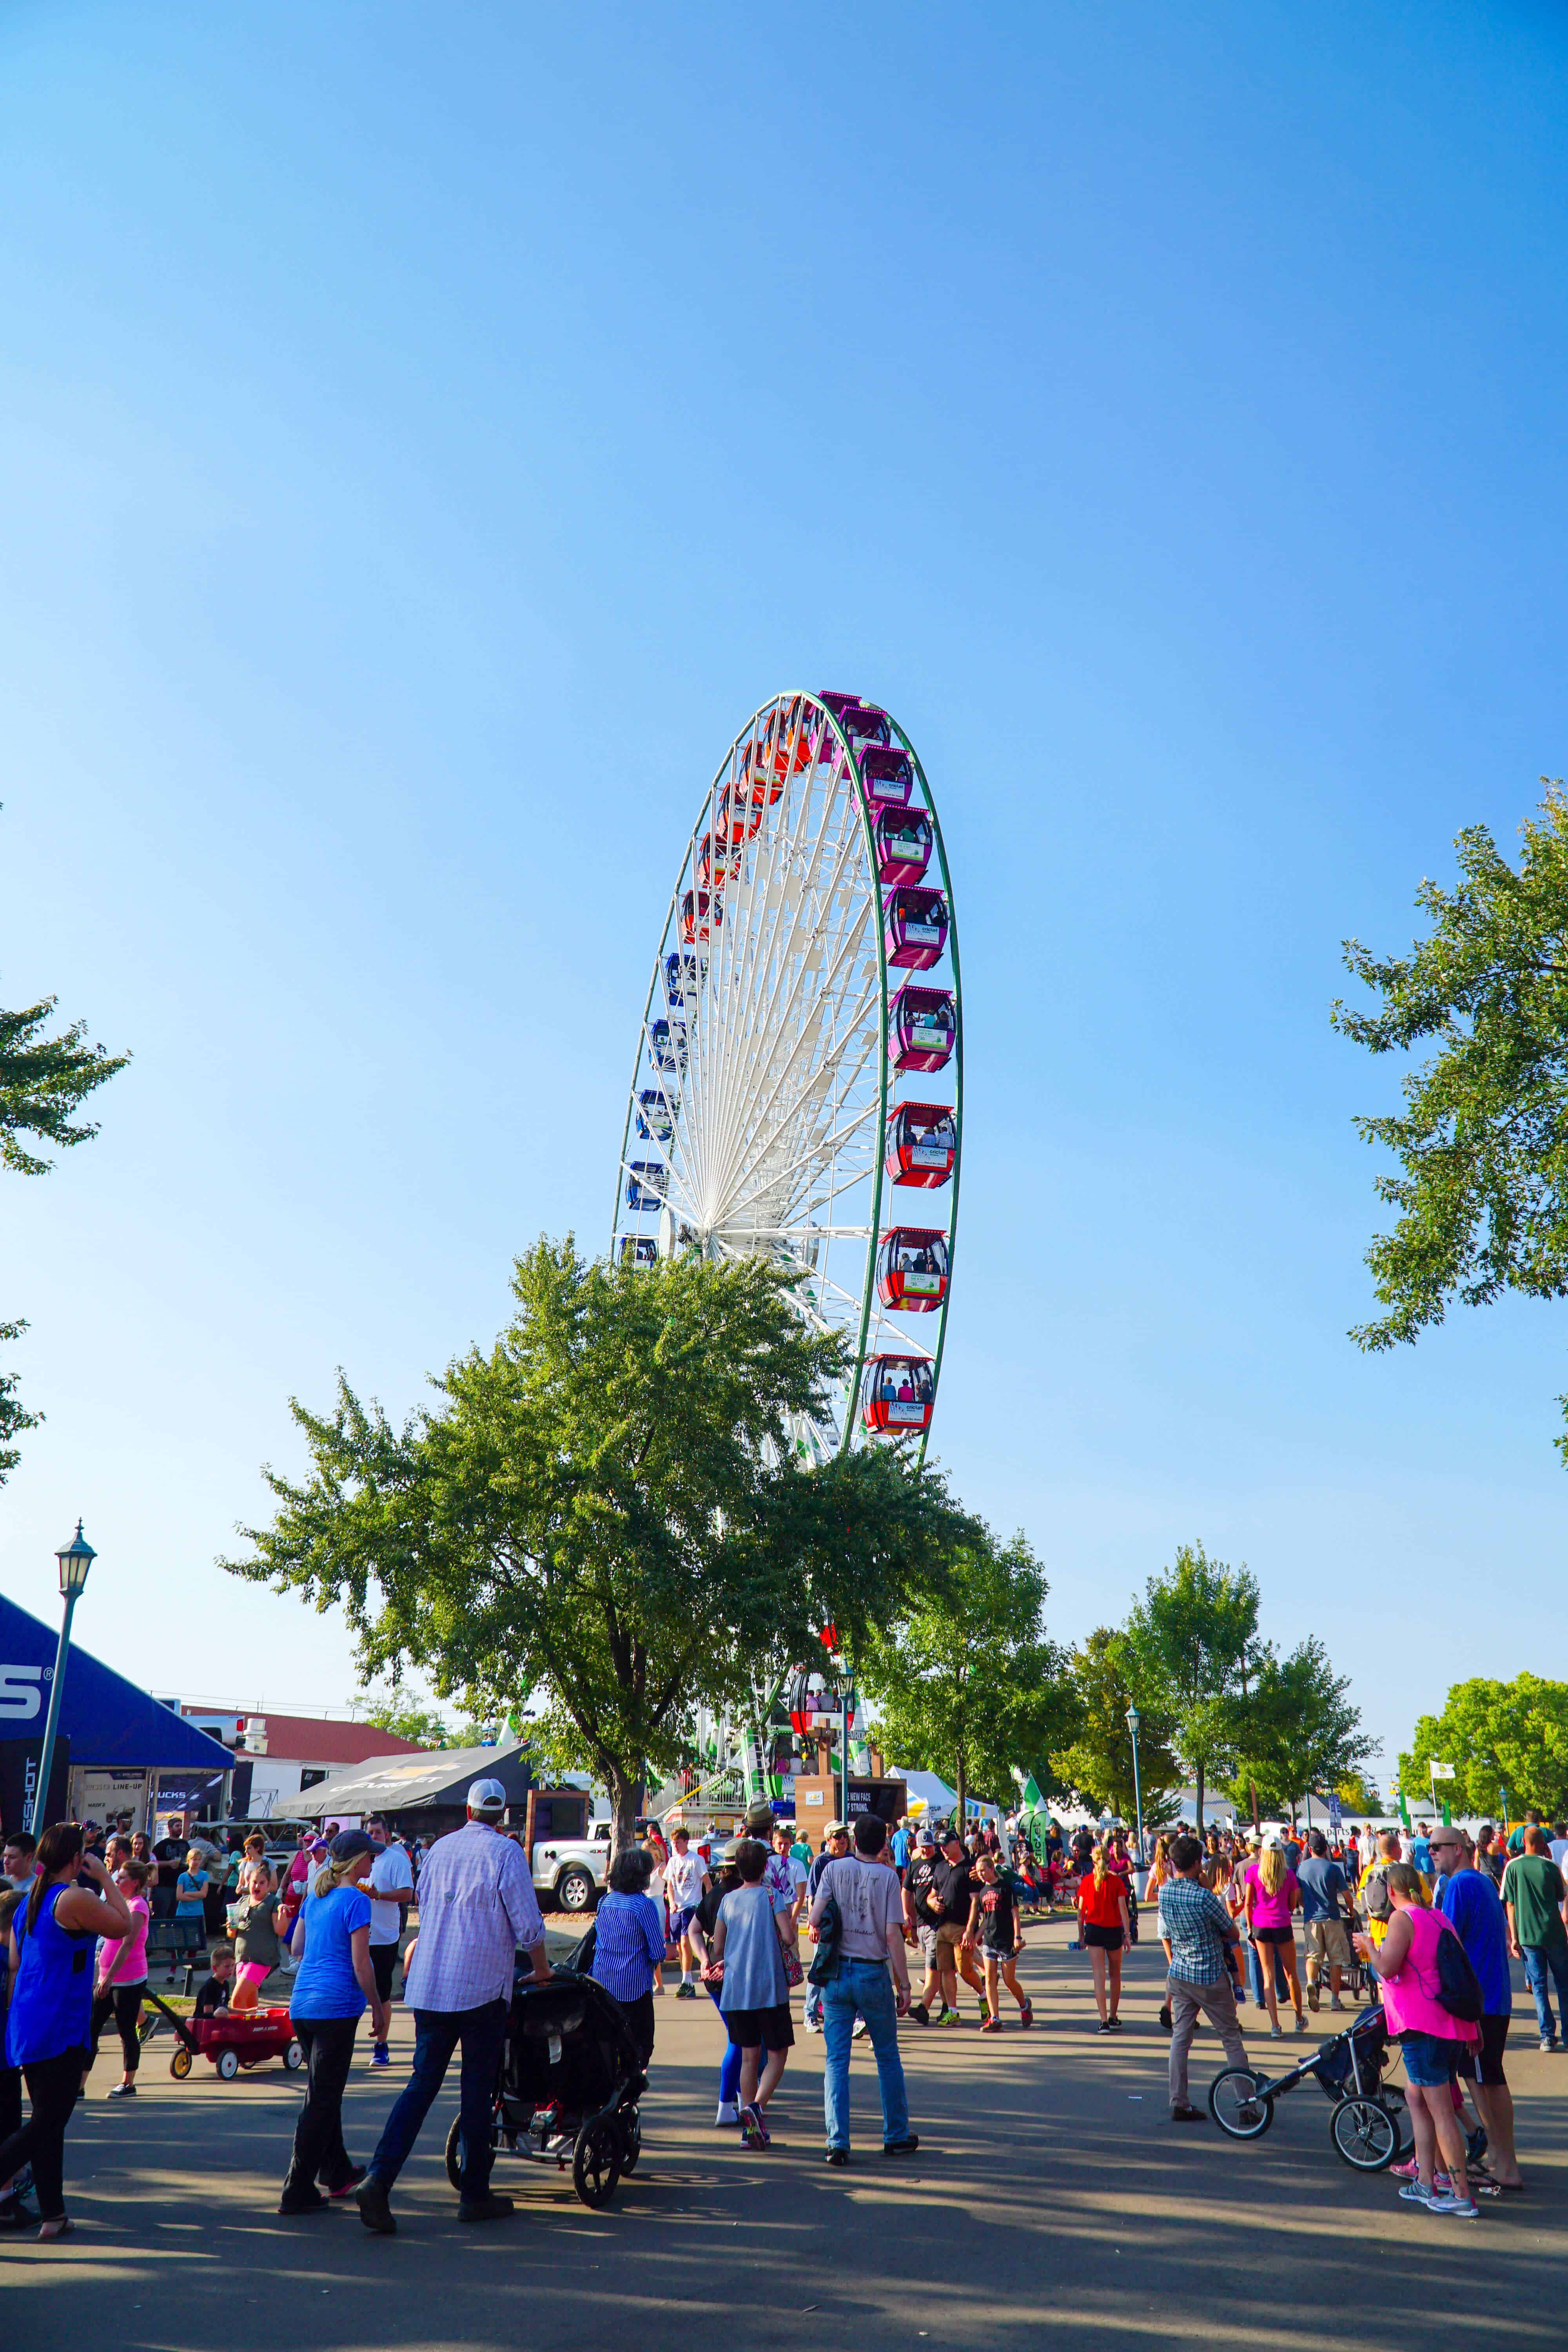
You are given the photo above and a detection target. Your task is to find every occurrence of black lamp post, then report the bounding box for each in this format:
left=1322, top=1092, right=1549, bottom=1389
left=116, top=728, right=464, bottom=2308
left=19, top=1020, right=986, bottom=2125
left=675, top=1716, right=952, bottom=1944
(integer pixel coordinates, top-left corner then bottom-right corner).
left=1125, top=1704, right=1145, bottom=1869
left=28, top=1520, right=97, bottom=1835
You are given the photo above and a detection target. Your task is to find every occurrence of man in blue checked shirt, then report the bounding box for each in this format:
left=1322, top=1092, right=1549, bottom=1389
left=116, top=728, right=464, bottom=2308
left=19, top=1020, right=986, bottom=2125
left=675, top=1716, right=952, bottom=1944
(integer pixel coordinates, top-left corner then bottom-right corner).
left=356, top=1779, right=549, bottom=2234
left=1157, top=1834, right=1250, bottom=2123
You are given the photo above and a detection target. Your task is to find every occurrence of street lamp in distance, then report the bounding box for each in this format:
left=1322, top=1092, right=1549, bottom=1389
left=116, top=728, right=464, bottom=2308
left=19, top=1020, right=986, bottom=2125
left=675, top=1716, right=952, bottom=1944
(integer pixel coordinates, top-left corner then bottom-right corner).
left=29, top=1520, right=97, bottom=1836
left=1125, top=1705, right=1145, bottom=1870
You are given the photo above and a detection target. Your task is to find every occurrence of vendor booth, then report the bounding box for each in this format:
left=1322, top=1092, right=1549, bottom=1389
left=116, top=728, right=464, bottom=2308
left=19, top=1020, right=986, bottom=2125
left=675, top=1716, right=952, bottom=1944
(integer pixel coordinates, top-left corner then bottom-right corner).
left=0, top=1590, right=233, bottom=1837
left=294, top=1738, right=536, bottom=1840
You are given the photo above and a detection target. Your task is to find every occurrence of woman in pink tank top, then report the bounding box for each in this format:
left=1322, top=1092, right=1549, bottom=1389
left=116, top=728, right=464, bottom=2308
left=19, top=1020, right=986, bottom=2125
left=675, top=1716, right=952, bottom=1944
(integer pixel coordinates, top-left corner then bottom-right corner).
left=1354, top=1864, right=1478, bottom=2214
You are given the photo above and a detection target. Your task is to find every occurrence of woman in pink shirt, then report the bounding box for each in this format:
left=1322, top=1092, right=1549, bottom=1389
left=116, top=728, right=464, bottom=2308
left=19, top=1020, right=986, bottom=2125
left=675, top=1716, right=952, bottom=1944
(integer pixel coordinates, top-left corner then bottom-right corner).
left=1243, top=1837, right=1305, bottom=2038
left=1353, top=1864, right=1479, bottom=2216
left=86, top=1858, right=152, bottom=2098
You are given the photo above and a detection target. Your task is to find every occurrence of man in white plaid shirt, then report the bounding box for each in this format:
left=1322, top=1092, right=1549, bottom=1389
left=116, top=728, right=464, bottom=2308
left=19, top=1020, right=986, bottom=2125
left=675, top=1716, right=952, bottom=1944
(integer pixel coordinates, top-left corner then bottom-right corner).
left=1157, top=1834, right=1250, bottom=2122
left=357, top=1779, right=550, bottom=2232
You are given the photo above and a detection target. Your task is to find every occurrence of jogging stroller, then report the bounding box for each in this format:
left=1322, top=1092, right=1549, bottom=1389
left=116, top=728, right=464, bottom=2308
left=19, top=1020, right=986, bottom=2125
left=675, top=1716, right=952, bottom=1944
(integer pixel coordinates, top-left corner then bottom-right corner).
left=1206, top=2004, right=1413, bottom=2172
left=443, top=1960, right=646, bottom=2210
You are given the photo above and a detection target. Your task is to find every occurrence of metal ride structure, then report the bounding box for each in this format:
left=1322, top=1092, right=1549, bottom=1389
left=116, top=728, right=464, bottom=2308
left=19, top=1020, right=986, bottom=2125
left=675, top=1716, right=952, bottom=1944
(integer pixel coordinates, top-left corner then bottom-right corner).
left=612, top=689, right=962, bottom=1466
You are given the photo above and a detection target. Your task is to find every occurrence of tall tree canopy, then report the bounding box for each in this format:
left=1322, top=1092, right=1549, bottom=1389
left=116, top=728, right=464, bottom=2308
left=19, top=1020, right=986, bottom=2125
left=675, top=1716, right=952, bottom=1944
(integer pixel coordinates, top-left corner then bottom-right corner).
left=857, top=1531, right=1072, bottom=1828
left=227, top=1238, right=975, bottom=1847
left=1050, top=1628, right=1182, bottom=1829
left=1120, top=1541, right=1260, bottom=1831
left=0, top=984, right=129, bottom=1479
left=1227, top=1638, right=1376, bottom=1828
left=1333, top=784, right=1568, bottom=1461
left=1401, top=1674, right=1568, bottom=1821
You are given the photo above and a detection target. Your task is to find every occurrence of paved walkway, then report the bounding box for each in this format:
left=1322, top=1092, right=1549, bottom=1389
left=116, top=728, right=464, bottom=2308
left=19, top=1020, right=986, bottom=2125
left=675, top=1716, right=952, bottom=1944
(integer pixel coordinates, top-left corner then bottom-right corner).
left=4, top=1921, right=1562, bottom=2348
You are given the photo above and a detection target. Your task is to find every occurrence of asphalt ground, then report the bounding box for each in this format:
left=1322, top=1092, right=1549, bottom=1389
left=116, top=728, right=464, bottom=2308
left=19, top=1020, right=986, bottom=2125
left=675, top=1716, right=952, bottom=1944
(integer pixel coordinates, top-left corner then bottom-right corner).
left=4, top=1917, right=1562, bottom=2351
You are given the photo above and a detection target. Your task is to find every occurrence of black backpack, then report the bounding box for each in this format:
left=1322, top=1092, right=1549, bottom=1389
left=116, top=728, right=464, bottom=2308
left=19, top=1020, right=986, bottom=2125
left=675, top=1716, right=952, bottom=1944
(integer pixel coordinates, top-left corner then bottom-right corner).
left=1431, top=1918, right=1484, bottom=2024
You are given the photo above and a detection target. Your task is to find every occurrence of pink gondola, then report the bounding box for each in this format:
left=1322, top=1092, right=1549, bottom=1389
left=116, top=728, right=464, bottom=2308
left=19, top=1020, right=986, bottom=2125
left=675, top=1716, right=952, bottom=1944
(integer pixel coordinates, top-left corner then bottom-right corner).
left=884, top=886, right=948, bottom=970
left=889, top=984, right=955, bottom=1073
left=874, top=806, right=933, bottom=886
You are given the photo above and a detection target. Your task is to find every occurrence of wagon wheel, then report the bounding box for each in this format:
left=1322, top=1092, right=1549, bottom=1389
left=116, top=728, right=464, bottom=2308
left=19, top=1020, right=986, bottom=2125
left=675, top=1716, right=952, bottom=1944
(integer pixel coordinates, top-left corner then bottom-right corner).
left=216, top=2046, right=241, bottom=2081
left=572, top=2120, right=621, bottom=2209
left=169, top=2046, right=192, bottom=2080
left=285, top=2038, right=305, bottom=2071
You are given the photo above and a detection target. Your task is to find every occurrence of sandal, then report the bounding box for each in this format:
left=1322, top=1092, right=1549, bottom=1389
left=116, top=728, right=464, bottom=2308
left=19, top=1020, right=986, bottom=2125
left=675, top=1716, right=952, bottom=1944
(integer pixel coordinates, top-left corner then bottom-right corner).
left=38, top=2215, right=72, bottom=2242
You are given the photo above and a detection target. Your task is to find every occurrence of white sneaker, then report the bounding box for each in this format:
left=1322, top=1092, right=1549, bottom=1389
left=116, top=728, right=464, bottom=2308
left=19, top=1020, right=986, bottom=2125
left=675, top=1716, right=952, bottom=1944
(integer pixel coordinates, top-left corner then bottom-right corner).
left=852, top=2018, right=869, bottom=2040
left=715, top=2100, right=740, bottom=2127
left=1329, top=1996, right=1345, bottom=2012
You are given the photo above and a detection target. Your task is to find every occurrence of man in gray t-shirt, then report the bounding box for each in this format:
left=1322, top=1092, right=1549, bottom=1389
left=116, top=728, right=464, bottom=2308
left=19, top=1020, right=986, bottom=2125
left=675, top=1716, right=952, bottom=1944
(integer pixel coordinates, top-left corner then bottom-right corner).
left=808, top=1816, right=917, bottom=2162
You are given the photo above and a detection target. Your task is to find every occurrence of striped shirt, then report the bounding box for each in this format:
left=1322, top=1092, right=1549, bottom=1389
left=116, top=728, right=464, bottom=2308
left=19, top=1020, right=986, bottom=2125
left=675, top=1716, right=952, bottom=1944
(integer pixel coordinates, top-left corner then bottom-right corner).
left=403, top=1824, right=546, bottom=2013
left=1157, top=1876, right=1235, bottom=1984
left=589, top=1892, right=668, bottom=2003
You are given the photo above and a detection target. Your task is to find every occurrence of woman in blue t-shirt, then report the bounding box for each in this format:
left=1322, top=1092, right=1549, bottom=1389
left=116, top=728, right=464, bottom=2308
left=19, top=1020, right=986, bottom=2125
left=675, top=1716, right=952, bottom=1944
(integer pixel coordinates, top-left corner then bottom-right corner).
left=278, top=1829, right=388, bottom=2217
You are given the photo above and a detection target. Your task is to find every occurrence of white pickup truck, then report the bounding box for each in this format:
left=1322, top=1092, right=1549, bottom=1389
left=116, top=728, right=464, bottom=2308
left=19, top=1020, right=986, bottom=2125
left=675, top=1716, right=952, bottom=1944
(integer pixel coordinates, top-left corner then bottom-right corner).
left=530, top=1818, right=610, bottom=1913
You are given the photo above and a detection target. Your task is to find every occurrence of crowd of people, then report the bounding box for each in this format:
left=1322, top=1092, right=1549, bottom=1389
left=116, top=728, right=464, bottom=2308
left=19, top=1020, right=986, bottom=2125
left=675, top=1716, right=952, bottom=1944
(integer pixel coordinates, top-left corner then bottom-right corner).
left=3, top=1789, right=1563, bottom=2239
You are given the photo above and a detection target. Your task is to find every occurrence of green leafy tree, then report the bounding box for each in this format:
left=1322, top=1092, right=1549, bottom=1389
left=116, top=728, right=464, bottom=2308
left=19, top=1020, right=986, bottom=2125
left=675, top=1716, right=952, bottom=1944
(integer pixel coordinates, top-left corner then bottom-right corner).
left=857, top=1532, right=1074, bottom=1829
left=227, top=1238, right=974, bottom=1850
left=1400, top=1674, right=1568, bottom=1820
left=1050, top=1628, right=1181, bottom=1827
left=355, top=1693, right=455, bottom=1748
left=1333, top=784, right=1568, bottom=1461
left=1120, top=1541, right=1261, bottom=1831
left=0, top=990, right=129, bottom=1478
left=1227, top=1638, right=1377, bottom=1828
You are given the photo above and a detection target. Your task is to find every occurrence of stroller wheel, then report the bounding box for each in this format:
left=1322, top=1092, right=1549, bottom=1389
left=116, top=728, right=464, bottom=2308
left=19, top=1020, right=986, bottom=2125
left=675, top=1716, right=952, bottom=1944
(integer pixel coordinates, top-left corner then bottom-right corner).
left=1208, top=2069, right=1274, bottom=2140
left=1330, top=2095, right=1401, bottom=2172
left=572, top=2121, right=621, bottom=2209
left=617, top=2109, right=641, bottom=2174
left=445, top=2117, right=465, bottom=2194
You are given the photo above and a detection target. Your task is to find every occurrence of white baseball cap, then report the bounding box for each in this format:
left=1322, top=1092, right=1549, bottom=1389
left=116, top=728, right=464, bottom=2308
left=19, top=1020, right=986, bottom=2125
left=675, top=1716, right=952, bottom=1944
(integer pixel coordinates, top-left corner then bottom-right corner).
left=467, top=1778, right=508, bottom=1816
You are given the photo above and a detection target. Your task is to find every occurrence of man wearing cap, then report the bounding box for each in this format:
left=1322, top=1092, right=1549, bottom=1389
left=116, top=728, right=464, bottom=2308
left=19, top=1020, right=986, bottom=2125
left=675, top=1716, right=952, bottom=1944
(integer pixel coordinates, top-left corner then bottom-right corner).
left=356, top=1778, right=550, bottom=2234
left=903, top=1828, right=945, bottom=2025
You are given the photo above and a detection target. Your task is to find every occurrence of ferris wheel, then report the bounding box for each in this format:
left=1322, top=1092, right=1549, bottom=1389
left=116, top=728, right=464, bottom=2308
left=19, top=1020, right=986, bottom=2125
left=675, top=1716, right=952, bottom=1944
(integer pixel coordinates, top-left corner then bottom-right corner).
left=612, top=689, right=962, bottom=1461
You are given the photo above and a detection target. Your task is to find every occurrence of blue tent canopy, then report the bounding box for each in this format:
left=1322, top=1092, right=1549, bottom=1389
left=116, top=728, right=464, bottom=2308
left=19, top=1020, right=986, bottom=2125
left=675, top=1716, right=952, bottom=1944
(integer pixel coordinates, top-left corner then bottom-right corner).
left=0, top=1591, right=232, bottom=1772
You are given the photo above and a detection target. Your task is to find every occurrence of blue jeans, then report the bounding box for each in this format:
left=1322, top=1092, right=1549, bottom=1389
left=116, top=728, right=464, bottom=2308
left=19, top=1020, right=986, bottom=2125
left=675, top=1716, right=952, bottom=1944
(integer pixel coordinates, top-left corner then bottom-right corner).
left=822, top=1958, right=909, bottom=2152
left=367, top=1997, right=507, bottom=2201
left=1522, top=1943, right=1568, bottom=2041
left=705, top=1981, right=742, bottom=2103
left=1245, top=1940, right=1265, bottom=2005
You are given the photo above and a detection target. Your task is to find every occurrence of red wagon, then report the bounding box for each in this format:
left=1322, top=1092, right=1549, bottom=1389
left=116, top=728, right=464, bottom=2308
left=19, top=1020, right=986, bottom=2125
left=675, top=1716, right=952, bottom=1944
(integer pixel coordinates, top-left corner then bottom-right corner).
left=149, top=1994, right=304, bottom=2082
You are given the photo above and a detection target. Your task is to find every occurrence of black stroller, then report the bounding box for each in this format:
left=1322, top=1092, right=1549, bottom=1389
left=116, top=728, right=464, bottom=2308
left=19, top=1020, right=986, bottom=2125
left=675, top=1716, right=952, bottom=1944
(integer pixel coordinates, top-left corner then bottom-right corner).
left=1207, top=2005, right=1413, bottom=2171
left=444, top=1956, right=646, bottom=2210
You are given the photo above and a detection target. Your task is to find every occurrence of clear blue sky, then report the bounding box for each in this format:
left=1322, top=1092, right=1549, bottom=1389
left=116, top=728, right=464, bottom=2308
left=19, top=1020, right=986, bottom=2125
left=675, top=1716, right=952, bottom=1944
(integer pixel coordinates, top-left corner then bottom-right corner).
left=3, top=4, right=1565, bottom=1789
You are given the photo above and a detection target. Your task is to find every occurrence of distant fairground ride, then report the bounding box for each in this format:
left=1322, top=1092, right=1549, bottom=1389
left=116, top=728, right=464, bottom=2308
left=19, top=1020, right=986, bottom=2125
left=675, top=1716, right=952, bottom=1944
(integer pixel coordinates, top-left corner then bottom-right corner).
left=612, top=690, right=962, bottom=1463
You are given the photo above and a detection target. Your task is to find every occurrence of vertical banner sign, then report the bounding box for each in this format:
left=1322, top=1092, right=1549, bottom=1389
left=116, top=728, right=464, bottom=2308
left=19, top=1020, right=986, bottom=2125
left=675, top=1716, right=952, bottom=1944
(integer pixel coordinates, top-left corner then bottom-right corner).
left=1328, top=1790, right=1342, bottom=1831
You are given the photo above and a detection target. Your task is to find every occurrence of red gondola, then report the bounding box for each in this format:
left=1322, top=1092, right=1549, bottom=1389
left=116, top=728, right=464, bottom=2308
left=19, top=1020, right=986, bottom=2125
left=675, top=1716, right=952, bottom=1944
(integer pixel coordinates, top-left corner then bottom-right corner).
left=860, top=1354, right=935, bottom=1435
left=877, top=1227, right=950, bottom=1311
left=715, top=785, right=752, bottom=846
left=874, top=806, right=932, bottom=886
left=885, top=1101, right=956, bottom=1189
left=889, top=984, right=955, bottom=1073
left=696, top=831, right=742, bottom=889
left=884, top=886, right=948, bottom=970
left=680, top=888, right=723, bottom=944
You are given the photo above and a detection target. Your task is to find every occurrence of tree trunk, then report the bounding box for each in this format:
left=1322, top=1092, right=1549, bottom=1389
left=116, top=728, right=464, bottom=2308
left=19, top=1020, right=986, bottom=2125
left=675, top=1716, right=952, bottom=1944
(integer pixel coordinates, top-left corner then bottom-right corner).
left=608, top=1767, right=641, bottom=1861
left=955, top=1751, right=967, bottom=1838
left=1250, top=1779, right=1261, bottom=1834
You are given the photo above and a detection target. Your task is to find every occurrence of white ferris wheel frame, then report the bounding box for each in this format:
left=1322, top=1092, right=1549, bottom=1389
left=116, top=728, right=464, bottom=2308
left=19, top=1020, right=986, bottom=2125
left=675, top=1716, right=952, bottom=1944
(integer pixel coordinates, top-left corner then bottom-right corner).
left=611, top=690, right=962, bottom=1462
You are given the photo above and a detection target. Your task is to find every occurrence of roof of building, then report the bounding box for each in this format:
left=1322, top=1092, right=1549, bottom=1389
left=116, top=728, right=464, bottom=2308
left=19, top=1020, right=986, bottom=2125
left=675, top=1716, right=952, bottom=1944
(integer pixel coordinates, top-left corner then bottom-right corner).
left=215, top=1713, right=431, bottom=1767
left=295, top=1738, right=535, bottom=1817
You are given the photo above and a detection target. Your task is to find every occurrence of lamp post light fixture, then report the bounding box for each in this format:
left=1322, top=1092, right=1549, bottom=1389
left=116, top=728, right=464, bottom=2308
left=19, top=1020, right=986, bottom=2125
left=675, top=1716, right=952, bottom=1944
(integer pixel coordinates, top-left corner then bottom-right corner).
left=28, top=1520, right=97, bottom=1836
left=1125, top=1704, right=1145, bottom=1869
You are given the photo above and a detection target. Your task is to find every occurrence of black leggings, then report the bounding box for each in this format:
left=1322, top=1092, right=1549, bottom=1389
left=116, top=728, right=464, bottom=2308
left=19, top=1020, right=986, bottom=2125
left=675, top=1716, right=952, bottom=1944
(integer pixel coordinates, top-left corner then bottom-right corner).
left=90, top=1980, right=146, bottom=2074
left=282, top=2016, right=361, bottom=2201
left=0, top=2046, right=86, bottom=2221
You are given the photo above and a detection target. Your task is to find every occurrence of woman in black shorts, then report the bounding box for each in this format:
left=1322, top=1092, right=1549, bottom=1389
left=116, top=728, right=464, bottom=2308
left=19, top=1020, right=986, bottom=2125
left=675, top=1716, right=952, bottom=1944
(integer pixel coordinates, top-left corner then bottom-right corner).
left=1075, top=1846, right=1131, bottom=2032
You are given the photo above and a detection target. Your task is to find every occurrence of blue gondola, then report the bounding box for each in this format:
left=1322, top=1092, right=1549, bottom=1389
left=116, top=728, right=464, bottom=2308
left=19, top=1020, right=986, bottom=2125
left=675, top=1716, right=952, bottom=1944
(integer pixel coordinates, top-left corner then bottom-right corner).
left=664, top=951, right=702, bottom=1007
left=648, top=1017, right=688, bottom=1074
left=617, top=1235, right=659, bottom=1268
left=636, top=1088, right=677, bottom=1143
left=625, top=1161, right=668, bottom=1211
